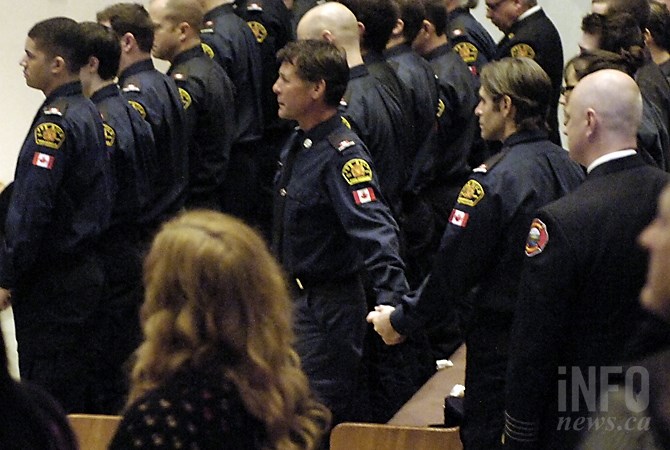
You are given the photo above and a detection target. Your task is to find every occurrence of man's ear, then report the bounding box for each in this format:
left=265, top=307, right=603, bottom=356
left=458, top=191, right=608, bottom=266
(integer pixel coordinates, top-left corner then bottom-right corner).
left=501, top=94, right=513, bottom=116
left=391, top=18, right=404, bottom=37
left=84, top=56, right=100, bottom=73
left=311, top=79, right=327, bottom=101
left=177, top=21, right=190, bottom=41
left=121, top=32, right=136, bottom=53
left=51, top=55, right=67, bottom=75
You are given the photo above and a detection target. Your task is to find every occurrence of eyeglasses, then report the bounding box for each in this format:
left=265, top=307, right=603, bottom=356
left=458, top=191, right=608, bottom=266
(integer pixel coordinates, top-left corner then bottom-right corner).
left=486, top=0, right=510, bottom=11
left=561, top=85, right=576, bottom=96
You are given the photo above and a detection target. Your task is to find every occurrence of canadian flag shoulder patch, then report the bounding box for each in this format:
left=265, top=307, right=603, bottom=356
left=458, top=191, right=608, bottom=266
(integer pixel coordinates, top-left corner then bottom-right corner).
left=449, top=208, right=469, bottom=228
left=352, top=187, right=377, bottom=205
left=32, top=152, right=55, bottom=170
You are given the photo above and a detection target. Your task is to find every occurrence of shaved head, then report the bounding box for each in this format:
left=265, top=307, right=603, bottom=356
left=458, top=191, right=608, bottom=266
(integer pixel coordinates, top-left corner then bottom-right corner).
left=566, top=69, right=641, bottom=165
left=297, top=2, right=359, bottom=47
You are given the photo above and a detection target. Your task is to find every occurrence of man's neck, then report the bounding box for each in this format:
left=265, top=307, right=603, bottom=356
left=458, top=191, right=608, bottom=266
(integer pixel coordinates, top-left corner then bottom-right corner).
left=43, top=74, right=79, bottom=98
left=87, top=79, right=115, bottom=98
left=119, top=52, right=151, bottom=74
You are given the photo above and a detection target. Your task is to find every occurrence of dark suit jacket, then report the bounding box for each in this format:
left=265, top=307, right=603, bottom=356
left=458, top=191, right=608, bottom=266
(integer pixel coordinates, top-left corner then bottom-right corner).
left=504, top=154, right=670, bottom=449
left=495, top=8, right=563, bottom=145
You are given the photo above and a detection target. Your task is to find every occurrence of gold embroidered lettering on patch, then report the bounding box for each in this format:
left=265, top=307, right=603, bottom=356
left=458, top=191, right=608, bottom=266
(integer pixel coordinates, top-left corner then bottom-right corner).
left=103, top=124, right=116, bottom=148
left=454, top=42, right=478, bottom=63
left=201, top=43, right=214, bottom=59
left=178, top=88, right=192, bottom=109
left=457, top=179, right=485, bottom=207
left=342, top=158, right=373, bottom=185
left=34, top=122, right=65, bottom=150
left=247, top=21, right=267, bottom=43
left=128, top=101, right=147, bottom=119
left=510, top=43, right=536, bottom=59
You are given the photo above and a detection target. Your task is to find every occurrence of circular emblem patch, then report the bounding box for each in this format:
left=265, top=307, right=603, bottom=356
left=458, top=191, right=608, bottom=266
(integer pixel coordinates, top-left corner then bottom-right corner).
left=510, top=43, right=536, bottom=59
left=525, top=218, right=549, bottom=257
left=128, top=101, right=146, bottom=119
left=178, top=88, right=192, bottom=109
left=34, top=122, right=65, bottom=150
left=201, top=43, right=215, bottom=59
left=457, top=180, right=485, bottom=207
left=342, top=158, right=373, bottom=185
left=103, top=124, right=116, bottom=148
left=454, top=42, right=478, bottom=64
left=247, top=21, right=268, bottom=43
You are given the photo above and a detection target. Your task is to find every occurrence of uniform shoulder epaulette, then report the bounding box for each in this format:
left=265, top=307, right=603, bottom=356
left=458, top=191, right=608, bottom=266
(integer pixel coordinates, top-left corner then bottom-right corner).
left=247, top=2, right=263, bottom=11
left=450, top=28, right=465, bottom=39
left=327, top=129, right=358, bottom=153
left=42, top=98, right=69, bottom=117
left=121, top=76, right=142, bottom=93
left=171, top=68, right=191, bottom=81
left=472, top=150, right=507, bottom=174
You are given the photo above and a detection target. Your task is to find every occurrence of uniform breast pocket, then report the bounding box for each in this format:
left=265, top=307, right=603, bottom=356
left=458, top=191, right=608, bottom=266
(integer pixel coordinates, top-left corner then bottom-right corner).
left=284, top=185, right=331, bottom=235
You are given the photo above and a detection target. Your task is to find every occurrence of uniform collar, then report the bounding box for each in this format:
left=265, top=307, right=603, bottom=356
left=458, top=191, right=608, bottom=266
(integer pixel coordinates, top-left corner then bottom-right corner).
left=118, top=59, right=155, bottom=84
left=363, top=51, right=386, bottom=66
left=588, top=153, right=645, bottom=178
left=44, top=81, right=82, bottom=103
left=169, top=45, right=206, bottom=71
left=384, top=43, right=412, bottom=59
left=90, top=83, right=121, bottom=104
left=587, top=150, right=638, bottom=174
left=510, top=7, right=543, bottom=33
left=204, top=2, right=235, bottom=21
left=424, top=43, right=453, bottom=61
left=349, top=64, right=370, bottom=80
left=502, top=129, right=549, bottom=148
left=300, top=114, right=341, bottom=145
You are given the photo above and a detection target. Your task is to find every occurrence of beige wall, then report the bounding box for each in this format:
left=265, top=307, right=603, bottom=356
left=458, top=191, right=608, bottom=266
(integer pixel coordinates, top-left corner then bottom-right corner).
left=0, top=1, right=590, bottom=184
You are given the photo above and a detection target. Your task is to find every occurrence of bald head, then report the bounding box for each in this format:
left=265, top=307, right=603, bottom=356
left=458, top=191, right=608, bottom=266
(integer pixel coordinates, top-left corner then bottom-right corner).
left=575, top=69, right=642, bottom=137
left=297, top=2, right=360, bottom=47
left=566, top=69, right=641, bottom=165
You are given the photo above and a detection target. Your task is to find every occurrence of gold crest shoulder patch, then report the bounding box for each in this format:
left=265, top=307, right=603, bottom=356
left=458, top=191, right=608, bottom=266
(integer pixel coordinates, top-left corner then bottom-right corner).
left=457, top=179, right=485, bottom=207
left=201, top=43, right=215, bottom=59
left=453, top=42, right=478, bottom=64
left=34, top=123, right=65, bottom=150
left=128, top=100, right=147, bottom=119
left=178, top=87, right=192, bottom=109
left=341, top=116, right=352, bottom=129
left=103, top=124, right=116, bottom=148
left=342, top=158, right=373, bottom=185
left=247, top=21, right=268, bottom=43
left=436, top=99, right=446, bottom=118
left=510, top=43, right=536, bottom=59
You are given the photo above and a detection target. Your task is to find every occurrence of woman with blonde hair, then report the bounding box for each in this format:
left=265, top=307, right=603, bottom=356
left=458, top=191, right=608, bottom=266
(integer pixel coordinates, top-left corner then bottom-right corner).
left=109, top=210, right=330, bottom=449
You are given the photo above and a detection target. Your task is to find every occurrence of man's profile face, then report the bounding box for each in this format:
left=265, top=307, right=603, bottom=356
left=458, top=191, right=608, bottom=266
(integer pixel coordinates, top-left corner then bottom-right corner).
left=20, top=37, right=52, bottom=92
left=147, top=0, right=180, bottom=61
left=272, top=61, right=316, bottom=124
left=475, top=87, right=506, bottom=142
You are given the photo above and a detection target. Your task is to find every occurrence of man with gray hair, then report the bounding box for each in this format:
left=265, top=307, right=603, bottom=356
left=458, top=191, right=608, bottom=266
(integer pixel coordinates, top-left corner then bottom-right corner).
left=487, top=0, right=563, bottom=146
left=445, top=0, right=496, bottom=77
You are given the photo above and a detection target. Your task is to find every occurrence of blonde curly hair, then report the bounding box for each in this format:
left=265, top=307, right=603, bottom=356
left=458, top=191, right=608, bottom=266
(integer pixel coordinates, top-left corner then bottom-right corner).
left=128, top=210, right=330, bottom=450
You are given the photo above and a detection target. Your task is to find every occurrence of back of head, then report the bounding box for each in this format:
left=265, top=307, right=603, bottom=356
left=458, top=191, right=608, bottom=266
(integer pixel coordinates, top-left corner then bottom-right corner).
left=648, top=1, right=670, bottom=52
left=394, top=0, right=426, bottom=43
left=423, top=0, right=447, bottom=36
left=480, top=57, right=552, bottom=132
left=338, top=0, right=398, bottom=53
left=567, top=48, right=641, bottom=80
left=276, top=39, right=349, bottom=107
left=161, top=0, right=205, bottom=31
left=97, top=3, right=155, bottom=54
left=572, top=69, right=642, bottom=140
left=581, top=12, right=605, bottom=38
left=133, top=210, right=329, bottom=449
left=604, top=0, right=651, bottom=29
left=28, top=17, right=88, bottom=74
left=297, top=1, right=360, bottom=47
left=79, top=21, right=121, bottom=80
left=459, top=0, right=479, bottom=8
left=600, top=12, right=645, bottom=55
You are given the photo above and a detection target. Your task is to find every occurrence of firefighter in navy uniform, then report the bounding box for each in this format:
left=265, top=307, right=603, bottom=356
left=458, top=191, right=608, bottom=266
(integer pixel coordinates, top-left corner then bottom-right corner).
left=235, top=0, right=295, bottom=238
left=97, top=3, right=188, bottom=238
left=367, top=58, right=585, bottom=450
left=488, top=0, right=563, bottom=146
left=79, top=21, right=156, bottom=414
left=199, top=0, right=265, bottom=225
left=149, top=0, right=236, bottom=211
left=0, top=18, right=113, bottom=413
left=272, top=40, right=410, bottom=426
left=446, top=0, right=497, bottom=77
